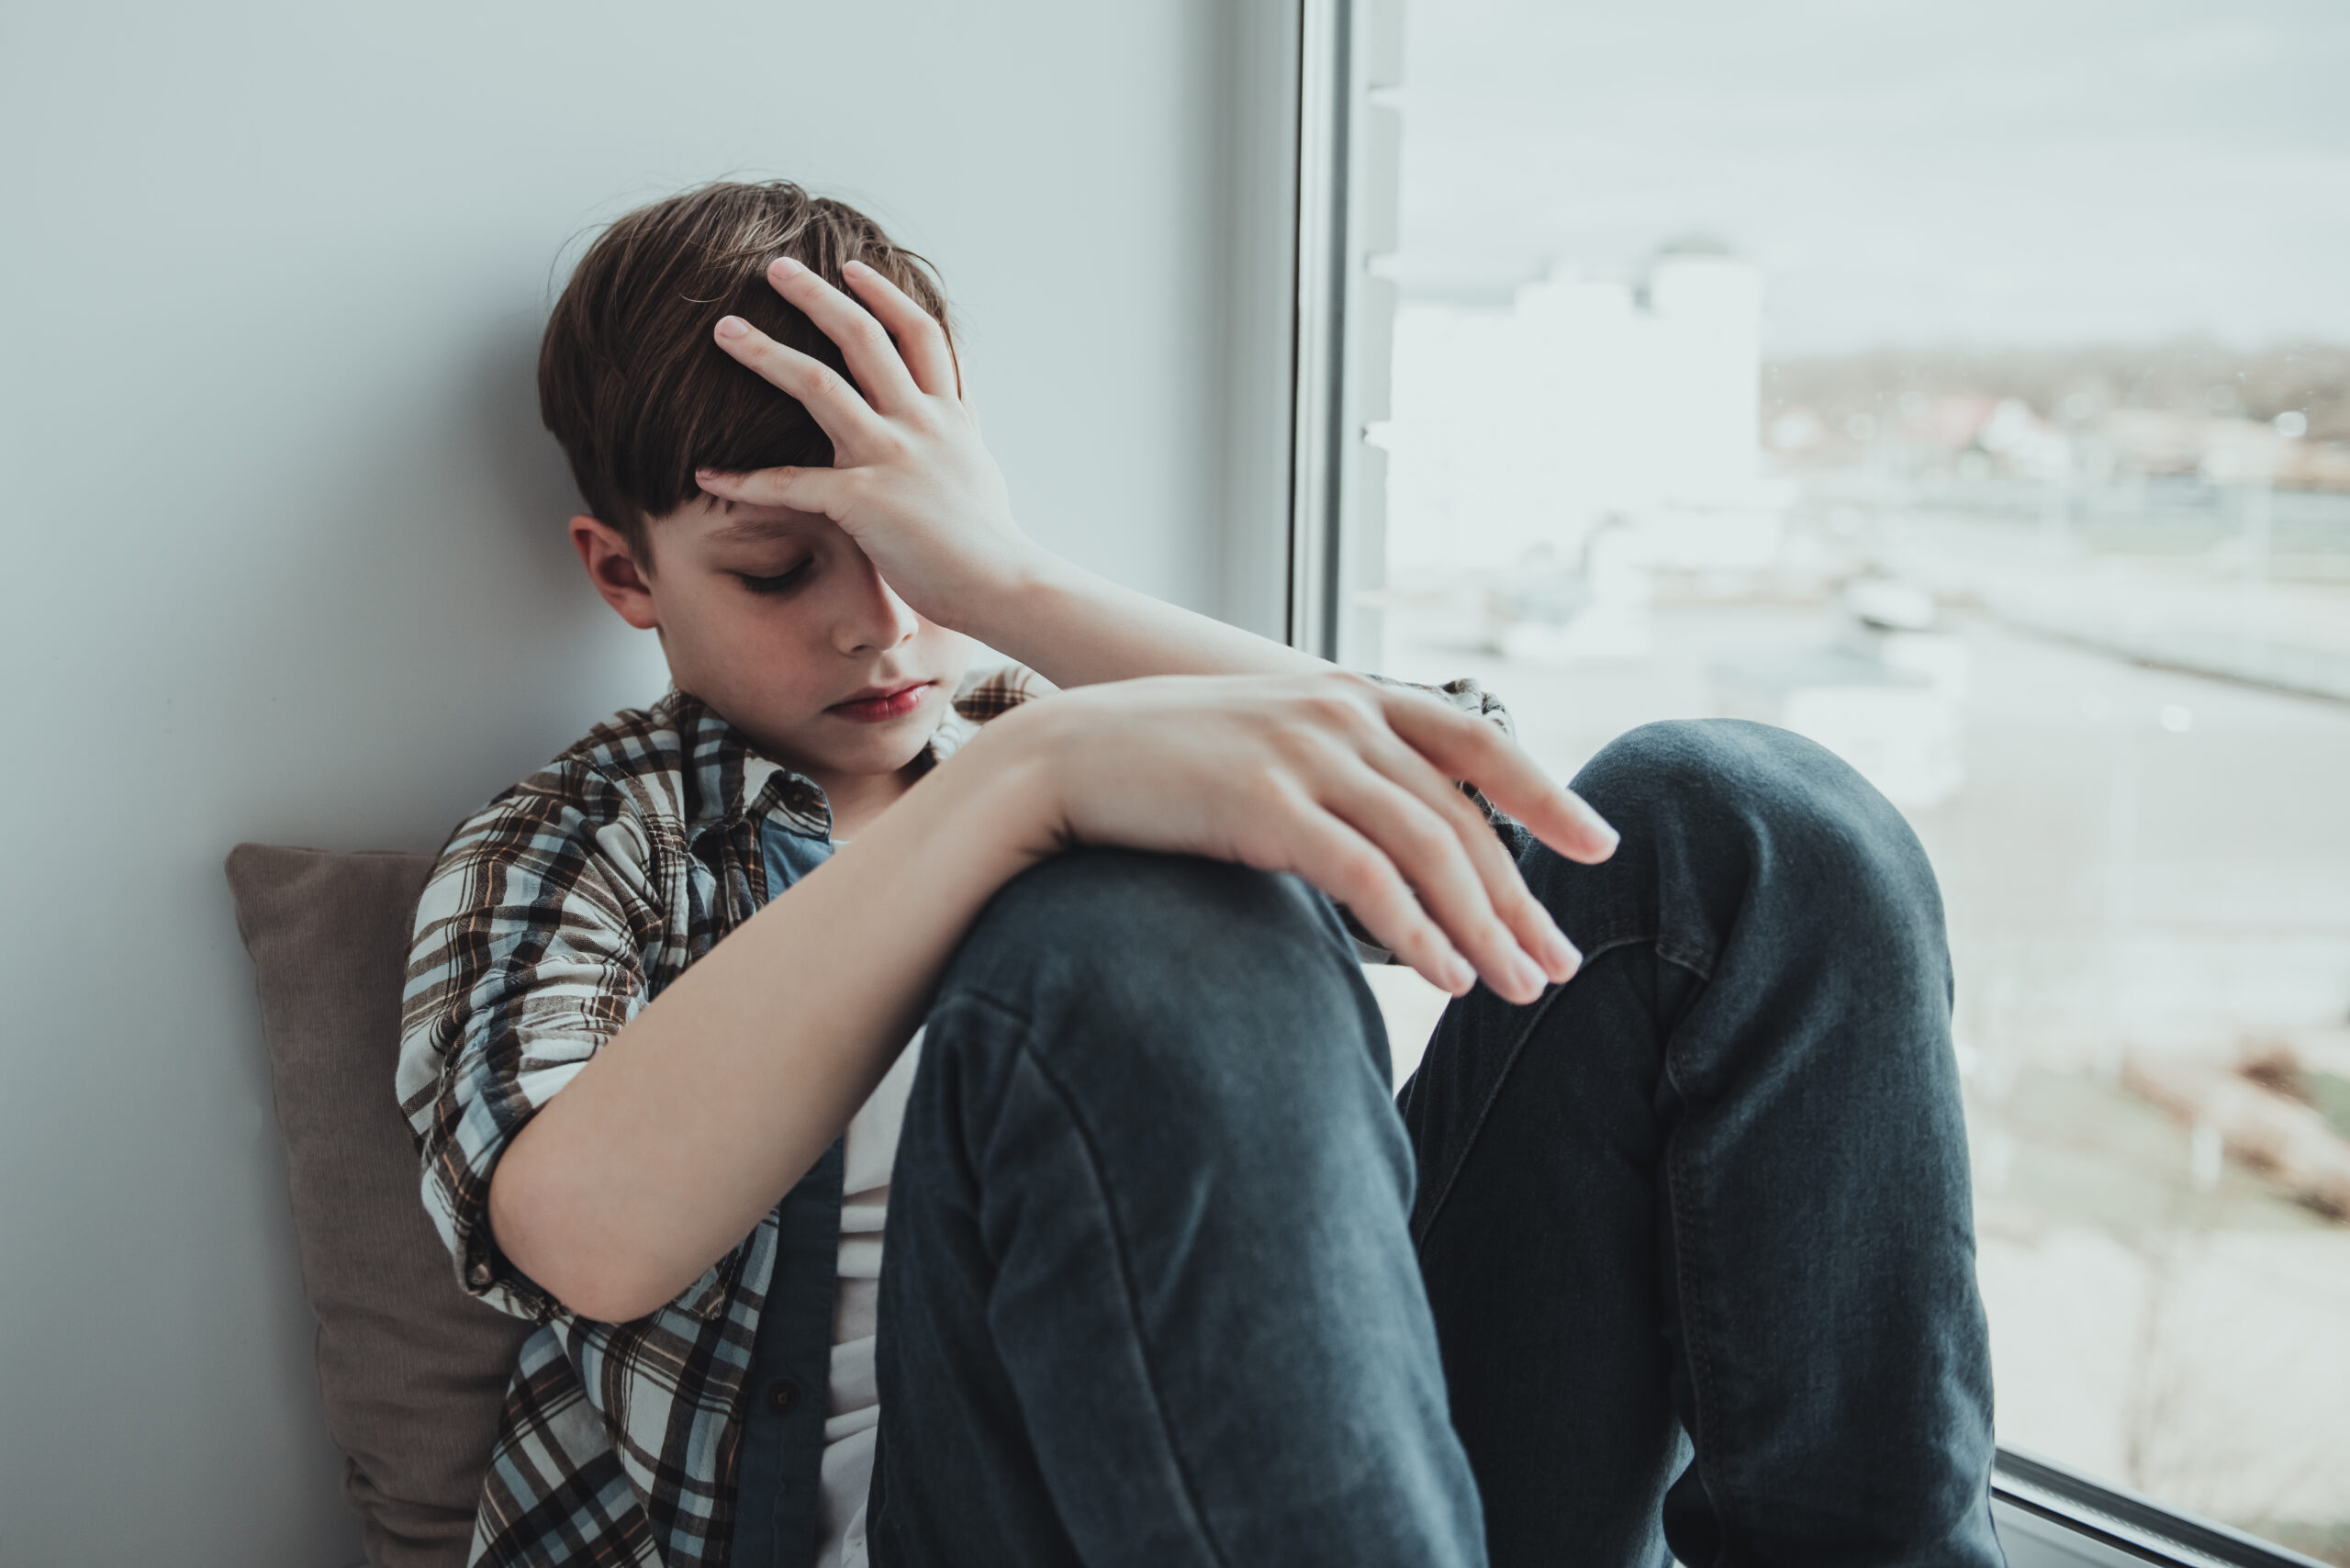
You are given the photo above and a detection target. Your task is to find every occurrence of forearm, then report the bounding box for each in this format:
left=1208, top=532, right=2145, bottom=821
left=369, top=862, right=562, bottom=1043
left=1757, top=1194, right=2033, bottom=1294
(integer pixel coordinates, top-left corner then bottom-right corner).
left=489, top=716, right=1059, bottom=1322
left=963, top=552, right=1326, bottom=689
left=692, top=263, right=1322, bottom=689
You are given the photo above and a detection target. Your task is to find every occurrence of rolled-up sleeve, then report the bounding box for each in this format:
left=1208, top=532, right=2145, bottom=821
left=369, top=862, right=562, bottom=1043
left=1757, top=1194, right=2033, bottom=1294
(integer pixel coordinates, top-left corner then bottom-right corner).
left=396, top=767, right=658, bottom=1323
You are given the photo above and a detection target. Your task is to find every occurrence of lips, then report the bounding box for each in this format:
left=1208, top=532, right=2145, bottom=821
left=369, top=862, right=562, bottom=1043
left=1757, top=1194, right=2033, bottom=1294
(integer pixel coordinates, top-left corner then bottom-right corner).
left=826, top=679, right=933, bottom=723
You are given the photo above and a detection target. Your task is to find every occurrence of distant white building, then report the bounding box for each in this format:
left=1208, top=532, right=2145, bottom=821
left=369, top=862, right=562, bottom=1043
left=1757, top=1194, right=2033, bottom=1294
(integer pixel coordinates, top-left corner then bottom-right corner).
left=1378, top=246, right=1780, bottom=578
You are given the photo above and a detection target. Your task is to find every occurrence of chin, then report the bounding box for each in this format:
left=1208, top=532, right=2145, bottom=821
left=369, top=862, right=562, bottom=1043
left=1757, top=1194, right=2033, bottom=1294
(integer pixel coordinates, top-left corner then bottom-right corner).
left=820, top=711, right=949, bottom=775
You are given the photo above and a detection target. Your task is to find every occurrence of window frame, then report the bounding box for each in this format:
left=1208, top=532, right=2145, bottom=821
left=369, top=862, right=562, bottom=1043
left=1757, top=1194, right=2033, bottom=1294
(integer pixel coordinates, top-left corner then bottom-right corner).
left=1284, top=0, right=1398, bottom=665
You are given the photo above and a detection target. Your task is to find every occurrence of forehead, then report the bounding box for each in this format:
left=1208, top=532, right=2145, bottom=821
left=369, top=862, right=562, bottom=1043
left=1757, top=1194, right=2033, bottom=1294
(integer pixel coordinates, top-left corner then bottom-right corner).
left=661, top=497, right=836, bottom=553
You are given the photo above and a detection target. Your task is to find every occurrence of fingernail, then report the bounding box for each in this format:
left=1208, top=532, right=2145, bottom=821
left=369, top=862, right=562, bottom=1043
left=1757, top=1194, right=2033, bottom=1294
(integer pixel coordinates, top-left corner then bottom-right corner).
left=844, top=258, right=872, bottom=276
left=715, top=315, right=749, bottom=340
left=1566, top=790, right=1620, bottom=851
left=1543, top=925, right=1582, bottom=976
left=1442, top=955, right=1477, bottom=993
left=769, top=256, right=804, bottom=277
left=1510, top=954, right=1549, bottom=999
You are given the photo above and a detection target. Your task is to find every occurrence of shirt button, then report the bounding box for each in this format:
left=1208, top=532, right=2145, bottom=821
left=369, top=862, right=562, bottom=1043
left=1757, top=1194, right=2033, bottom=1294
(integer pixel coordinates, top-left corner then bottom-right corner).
left=766, top=1379, right=802, bottom=1416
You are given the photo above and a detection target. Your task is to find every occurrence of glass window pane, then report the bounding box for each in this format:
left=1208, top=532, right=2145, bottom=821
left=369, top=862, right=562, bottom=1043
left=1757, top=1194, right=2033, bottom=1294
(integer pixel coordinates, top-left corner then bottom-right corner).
left=1369, top=3, right=2350, bottom=1558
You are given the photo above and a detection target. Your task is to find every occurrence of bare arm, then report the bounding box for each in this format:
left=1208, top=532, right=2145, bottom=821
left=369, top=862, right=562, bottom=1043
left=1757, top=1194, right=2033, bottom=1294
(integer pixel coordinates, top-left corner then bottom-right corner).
left=490, top=715, right=1055, bottom=1323
left=961, top=553, right=1324, bottom=687
left=487, top=676, right=1615, bottom=1324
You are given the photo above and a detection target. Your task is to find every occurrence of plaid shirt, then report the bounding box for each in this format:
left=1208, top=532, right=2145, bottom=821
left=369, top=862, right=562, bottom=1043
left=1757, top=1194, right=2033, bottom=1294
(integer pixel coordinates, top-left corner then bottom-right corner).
left=397, top=664, right=1513, bottom=1568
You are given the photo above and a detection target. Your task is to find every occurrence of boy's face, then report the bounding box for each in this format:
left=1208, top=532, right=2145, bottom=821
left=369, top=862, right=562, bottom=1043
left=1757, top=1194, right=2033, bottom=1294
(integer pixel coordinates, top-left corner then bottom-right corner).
left=569, top=499, right=973, bottom=786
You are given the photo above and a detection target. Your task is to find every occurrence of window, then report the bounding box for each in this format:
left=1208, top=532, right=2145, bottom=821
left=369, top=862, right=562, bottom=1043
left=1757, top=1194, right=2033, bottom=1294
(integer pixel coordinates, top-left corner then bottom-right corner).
left=1307, top=3, right=2350, bottom=1562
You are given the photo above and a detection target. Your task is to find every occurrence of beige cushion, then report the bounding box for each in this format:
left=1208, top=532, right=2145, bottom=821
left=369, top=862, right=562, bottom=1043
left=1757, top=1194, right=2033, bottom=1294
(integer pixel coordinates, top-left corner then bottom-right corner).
left=227, top=843, right=530, bottom=1568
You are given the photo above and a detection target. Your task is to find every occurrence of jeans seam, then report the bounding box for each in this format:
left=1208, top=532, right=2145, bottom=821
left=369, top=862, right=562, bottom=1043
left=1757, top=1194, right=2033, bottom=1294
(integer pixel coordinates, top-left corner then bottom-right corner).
left=1656, top=946, right=1732, bottom=1551
left=1410, top=930, right=1741, bottom=1550
left=1412, top=931, right=1654, bottom=1250
left=954, top=989, right=1237, bottom=1568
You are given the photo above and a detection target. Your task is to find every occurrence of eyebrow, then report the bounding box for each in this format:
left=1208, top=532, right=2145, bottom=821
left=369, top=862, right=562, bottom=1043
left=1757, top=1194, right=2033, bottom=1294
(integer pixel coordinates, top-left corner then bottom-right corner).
left=705, top=515, right=814, bottom=546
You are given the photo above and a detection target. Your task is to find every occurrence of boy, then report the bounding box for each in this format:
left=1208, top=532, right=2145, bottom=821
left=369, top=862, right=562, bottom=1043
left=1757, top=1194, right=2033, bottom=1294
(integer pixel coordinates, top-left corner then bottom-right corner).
left=398, top=181, right=2002, bottom=1568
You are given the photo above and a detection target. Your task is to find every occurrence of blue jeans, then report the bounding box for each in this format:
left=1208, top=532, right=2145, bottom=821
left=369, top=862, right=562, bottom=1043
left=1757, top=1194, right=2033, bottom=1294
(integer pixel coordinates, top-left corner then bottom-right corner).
left=865, top=720, right=2003, bottom=1568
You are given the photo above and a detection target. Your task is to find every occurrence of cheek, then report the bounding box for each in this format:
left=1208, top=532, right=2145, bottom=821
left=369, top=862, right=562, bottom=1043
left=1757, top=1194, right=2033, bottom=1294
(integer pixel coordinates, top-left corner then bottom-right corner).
left=919, top=621, right=977, bottom=673
left=660, top=587, right=827, bottom=691
left=731, top=603, right=834, bottom=686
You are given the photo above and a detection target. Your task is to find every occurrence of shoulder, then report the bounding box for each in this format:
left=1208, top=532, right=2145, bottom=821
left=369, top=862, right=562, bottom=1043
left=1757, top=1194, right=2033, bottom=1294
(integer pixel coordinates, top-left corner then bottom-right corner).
left=923, top=658, right=1053, bottom=765
left=952, top=658, right=1055, bottom=722
left=1365, top=672, right=1516, bottom=737
left=407, top=694, right=711, bottom=1001
left=431, top=692, right=703, bottom=877
left=487, top=692, right=702, bottom=827
left=398, top=699, right=701, bottom=1133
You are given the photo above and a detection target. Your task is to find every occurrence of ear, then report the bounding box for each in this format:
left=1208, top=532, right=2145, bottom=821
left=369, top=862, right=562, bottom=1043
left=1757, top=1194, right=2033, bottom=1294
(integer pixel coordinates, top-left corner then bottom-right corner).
left=568, top=515, right=661, bottom=631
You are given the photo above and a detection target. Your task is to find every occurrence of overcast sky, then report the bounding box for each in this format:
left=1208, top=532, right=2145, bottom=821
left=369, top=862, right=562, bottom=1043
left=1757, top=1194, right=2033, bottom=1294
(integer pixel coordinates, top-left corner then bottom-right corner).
left=1393, top=0, right=2350, bottom=356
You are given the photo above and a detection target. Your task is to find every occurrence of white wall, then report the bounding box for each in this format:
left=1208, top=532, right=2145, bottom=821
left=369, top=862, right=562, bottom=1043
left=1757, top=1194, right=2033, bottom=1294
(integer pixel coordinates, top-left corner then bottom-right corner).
left=0, top=4, right=1285, bottom=1561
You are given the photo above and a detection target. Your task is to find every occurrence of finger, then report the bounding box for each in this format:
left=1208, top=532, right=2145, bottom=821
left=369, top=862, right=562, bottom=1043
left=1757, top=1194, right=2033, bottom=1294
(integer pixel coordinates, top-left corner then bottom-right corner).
left=1353, top=728, right=1583, bottom=983
left=841, top=259, right=959, bottom=399
left=695, top=465, right=856, bottom=521
left=1317, top=768, right=1553, bottom=1003
left=1378, top=689, right=1620, bottom=866
left=764, top=257, right=924, bottom=414
left=1256, top=804, right=1479, bottom=997
left=712, top=315, right=892, bottom=457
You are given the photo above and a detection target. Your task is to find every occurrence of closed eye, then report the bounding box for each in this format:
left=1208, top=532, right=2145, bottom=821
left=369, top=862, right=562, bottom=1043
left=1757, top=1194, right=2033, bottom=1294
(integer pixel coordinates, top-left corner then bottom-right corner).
left=733, top=558, right=815, bottom=595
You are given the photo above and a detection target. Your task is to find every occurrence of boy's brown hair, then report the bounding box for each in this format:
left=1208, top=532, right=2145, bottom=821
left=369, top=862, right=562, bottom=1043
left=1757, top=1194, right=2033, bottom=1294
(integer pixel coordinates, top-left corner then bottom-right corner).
left=539, top=180, right=953, bottom=563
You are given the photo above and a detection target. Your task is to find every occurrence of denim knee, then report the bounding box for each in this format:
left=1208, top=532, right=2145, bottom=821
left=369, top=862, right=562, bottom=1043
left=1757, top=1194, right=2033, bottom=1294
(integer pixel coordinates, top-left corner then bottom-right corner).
left=1564, top=718, right=1945, bottom=944
left=933, top=848, right=1395, bottom=1137
left=1524, top=716, right=1964, bottom=1142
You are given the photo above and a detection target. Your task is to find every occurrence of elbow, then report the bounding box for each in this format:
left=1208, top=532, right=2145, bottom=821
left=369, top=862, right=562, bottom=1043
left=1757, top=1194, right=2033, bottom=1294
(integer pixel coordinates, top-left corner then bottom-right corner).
left=545, top=1269, right=674, bottom=1328
left=487, top=1151, right=686, bottom=1326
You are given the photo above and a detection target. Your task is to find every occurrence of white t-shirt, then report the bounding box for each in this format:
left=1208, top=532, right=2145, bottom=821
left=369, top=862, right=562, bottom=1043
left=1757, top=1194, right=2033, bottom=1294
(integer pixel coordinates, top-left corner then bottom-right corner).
left=815, top=1027, right=923, bottom=1568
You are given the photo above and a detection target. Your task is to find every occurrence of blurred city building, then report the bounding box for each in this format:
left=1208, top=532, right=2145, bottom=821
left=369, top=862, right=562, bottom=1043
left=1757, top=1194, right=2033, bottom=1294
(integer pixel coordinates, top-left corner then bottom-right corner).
left=1382, top=243, right=1785, bottom=584
left=1377, top=248, right=1971, bottom=807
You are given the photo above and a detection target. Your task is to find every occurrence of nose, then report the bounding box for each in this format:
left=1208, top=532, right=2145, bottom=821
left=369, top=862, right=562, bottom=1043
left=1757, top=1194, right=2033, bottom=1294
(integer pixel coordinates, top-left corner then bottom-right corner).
left=834, top=548, right=921, bottom=655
